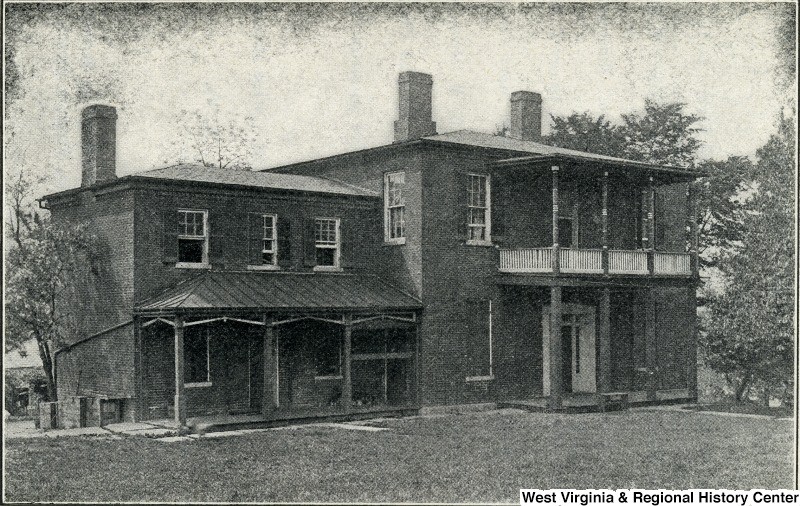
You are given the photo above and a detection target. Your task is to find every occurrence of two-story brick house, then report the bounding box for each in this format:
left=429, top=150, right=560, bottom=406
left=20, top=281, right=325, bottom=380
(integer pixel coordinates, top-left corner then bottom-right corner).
left=43, top=72, right=701, bottom=428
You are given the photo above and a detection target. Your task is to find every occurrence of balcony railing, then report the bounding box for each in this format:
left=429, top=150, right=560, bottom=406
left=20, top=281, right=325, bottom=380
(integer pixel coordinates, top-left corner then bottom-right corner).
left=498, top=248, right=693, bottom=276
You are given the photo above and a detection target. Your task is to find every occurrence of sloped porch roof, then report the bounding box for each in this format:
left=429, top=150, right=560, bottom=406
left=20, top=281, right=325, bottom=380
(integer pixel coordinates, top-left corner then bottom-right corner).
left=134, top=271, right=422, bottom=316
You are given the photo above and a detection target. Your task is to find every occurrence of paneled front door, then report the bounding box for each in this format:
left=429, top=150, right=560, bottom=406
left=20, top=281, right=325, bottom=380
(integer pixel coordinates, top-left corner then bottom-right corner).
left=542, top=304, right=597, bottom=395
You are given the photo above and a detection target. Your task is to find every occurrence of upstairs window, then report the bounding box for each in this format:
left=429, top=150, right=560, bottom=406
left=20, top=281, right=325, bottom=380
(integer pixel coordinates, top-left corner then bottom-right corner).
left=177, top=210, right=208, bottom=265
left=384, top=171, right=406, bottom=243
left=261, top=214, right=277, bottom=266
left=467, top=174, right=491, bottom=244
left=314, top=218, right=340, bottom=269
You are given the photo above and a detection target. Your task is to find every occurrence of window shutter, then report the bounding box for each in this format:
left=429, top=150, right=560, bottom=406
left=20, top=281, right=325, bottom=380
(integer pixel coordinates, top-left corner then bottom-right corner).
left=303, top=218, right=316, bottom=267
left=209, top=212, right=225, bottom=266
left=340, top=218, right=355, bottom=269
left=277, top=217, right=292, bottom=268
left=654, top=191, right=666, bottom=251
left=456, top=171, right=469, bottom=241
left=162, top=210, right=178, bottom=264
left=464, top=299, right=490, bottom=377
left=247, top=213, right=263, bottom=265
left=492, top=187, right=506, bottom=240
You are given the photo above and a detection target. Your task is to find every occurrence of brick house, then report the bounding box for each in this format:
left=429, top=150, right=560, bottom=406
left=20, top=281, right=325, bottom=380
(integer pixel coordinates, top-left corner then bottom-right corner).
left=43, top=72, right=701, bottom=428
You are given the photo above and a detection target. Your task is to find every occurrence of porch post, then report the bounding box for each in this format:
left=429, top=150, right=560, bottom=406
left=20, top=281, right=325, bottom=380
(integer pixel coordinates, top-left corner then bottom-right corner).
left=601, top=170, right=609, bottom=275
left=551, top=165, right=560, bottom=275
left=597, top=288, right=612, bottom=402
left=687, top=284, right=698, bottom=400
left=342, top=314, right=353, bottom=413
left=548, top=286, right=563, bottom=410
left=647, top=175, right=656, bottom=275
left=262, top=315, right=276, bottom=414
left=173, top=315, right=186, bottom=427
left=133, top=318, right=144, bottom=422
left=645, top=288, right=657, bottom=402
left=688, top=182, right=699, bottom=277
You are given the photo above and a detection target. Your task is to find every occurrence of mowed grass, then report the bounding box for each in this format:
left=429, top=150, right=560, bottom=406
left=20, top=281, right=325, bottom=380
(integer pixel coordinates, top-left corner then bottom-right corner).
left=4, top=409, right=793, bottom=503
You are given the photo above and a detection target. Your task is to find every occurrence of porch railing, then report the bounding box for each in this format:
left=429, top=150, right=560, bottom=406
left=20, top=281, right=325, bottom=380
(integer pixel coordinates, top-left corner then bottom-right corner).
left=608, top=250, right=648, bottom=274
left=560, top=249, right=603, bottom=273
left=654, top=252, right=691, bottom=275
left=498, top=247, right=551, bottom=272
left=498, top=248, right=692, bottom=276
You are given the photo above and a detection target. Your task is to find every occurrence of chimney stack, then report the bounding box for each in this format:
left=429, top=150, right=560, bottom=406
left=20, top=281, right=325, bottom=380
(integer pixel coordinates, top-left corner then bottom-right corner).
left=394, top=71, right=437, bottom=143
left=509, top=91, right=542, bottom=142
left=81, top=104, right=117, bottom=187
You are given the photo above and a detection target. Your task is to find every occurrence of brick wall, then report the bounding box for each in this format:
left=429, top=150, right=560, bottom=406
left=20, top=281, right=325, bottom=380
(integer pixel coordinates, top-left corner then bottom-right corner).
left=55, top=322, right=135, bottom=402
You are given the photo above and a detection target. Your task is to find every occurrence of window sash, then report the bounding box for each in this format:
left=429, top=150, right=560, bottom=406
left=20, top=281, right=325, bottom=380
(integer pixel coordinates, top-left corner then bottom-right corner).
left=262, top=215, right=277, bottom=264
left=385, top=172, right=406, bottom=242
left=467, top=174, right=490, bottom=243
left=178, top=210, right=206, bottom=238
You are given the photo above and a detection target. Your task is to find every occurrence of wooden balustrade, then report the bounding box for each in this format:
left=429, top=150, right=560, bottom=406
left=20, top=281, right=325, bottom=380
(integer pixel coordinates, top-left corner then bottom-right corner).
left=499, top=248, right=692, bottom=276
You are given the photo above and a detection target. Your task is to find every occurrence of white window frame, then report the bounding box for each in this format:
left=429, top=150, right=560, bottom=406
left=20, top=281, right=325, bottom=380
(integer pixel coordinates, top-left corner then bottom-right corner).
left=313, top=217, right=341, bottom=272
left=466, top=174, right=492, bottom=246
left=185, top=328, right=212, bottom=388
left=466, top=299, right=495, bottom=382
left=384, top=171, right=406, bottom=245
left=176, top=209, right=210, bottom=268
left=249, top=213, right=280, bottom=270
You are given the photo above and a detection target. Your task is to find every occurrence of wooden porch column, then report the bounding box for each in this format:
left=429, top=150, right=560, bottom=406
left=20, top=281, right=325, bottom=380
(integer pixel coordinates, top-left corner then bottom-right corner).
left=548, top=286, right=563, bottom=410
left=173, top=315, right=186, bottom=427
left=647, top=175, right=656, bottom=275
left=342, top=314, right=353, bottom=413
left=551, top=165, right=560, bottom=275
left=262, top=315, right=276, bottom=414
left=133, top=318, right=144, bottom=422
left=687, top=283, right=698, bottom=399
left=645, top=288, right=657, bottom=401
left=597, top=288, right=612, bottom=398
left=687, top=182, right=699, bottom=277
left=601, top=171, right=609, bottom=275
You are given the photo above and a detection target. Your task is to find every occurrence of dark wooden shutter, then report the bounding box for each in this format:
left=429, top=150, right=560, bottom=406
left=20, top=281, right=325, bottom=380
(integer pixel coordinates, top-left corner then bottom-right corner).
left=456, top=171, right=470, bottom=241
left=162, top=210, right=178, bottom=264
left=247, top=213, right=263, bottom=266
left=277, top=216, right=292, bottom=268
left=654, top=191, right=666, bottom=251
left=303, top=218, right=316, bottom=267
left=492, top=181, right=506, bottom=241
left=464, top=299, right=491, bottom=377
left=208, top=211, right=225, bottom=266
left=340, top=218, right=355, bottom=269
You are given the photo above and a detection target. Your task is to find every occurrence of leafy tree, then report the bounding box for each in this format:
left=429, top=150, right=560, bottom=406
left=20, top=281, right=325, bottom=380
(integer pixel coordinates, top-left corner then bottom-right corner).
left=544, top=112, right=626, bottom=158
left=701, top=113, right=795, bottom=405
left=4, top=171, right=99, bottom=401
left=619, top=100, right=704, bottom=167
left=168, top=107, right=259, bottom=170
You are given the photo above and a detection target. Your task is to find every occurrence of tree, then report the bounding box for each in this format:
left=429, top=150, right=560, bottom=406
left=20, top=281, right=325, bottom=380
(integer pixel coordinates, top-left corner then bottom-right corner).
left=168, top=107, right=259, bottom=170
left=700, top=113, right=795, bottom=405
left=4, top=171, right=99, bottom=401
left=544, top=112, right=625, bottom=157
left=619, top=100, right=704, bottom=167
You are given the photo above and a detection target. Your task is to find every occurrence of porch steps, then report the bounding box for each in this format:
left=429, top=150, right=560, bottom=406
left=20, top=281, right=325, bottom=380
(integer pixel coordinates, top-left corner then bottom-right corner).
left=498, top=393, right=630, bottom=414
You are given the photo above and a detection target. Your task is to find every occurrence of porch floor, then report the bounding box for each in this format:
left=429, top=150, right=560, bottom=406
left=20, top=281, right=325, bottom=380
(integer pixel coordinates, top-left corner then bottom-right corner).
left=147, top=405, right=419, bottom=433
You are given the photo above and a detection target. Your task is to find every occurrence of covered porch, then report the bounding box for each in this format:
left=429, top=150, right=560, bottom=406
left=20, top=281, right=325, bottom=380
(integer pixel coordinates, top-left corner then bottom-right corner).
left=133, top=271, right=422, bottom=427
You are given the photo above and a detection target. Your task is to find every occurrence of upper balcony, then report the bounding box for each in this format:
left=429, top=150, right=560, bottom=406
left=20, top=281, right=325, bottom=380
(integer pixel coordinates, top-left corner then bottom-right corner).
left=489, top=155, right=700, bottom=279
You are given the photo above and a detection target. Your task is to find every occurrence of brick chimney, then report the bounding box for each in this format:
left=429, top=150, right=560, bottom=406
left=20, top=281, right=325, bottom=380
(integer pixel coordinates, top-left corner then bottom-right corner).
left=509, top=91, right=542, bottom=142
left=394, top=71, right=437, bottom=143
left=81, top=104, right=117, bottom=187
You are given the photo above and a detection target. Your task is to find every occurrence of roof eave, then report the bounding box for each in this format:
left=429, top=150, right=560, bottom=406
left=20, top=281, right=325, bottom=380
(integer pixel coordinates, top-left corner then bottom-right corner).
left=491, top=153, right=708, bottom=177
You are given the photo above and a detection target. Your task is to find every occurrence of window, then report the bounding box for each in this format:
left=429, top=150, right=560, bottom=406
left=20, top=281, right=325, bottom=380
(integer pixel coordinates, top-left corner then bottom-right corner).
left=467, top=174, right=491, bottom=244
left=384, top=171, right=406, bottom=243
left=316, top=334, right=342, bottom=379
left=558, top=204, right=578, bottom=248
left=261, top=214, right=277, bottom=266
left=185, top=327, right=210, bottom=387
left=177, top=210, right=208, bottom=265
left=314, top=218, right=340, bottom=269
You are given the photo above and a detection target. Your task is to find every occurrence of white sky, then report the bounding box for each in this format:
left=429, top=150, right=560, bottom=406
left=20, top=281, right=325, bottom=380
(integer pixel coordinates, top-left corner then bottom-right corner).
left=4, top=3, right=796, bottom=195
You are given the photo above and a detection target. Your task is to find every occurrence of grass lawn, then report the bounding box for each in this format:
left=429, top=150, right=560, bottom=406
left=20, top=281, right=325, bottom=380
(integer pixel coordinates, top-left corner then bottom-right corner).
left=685, top=402, right=793, bottom=418
left=4, top=409, right=793, bottom=503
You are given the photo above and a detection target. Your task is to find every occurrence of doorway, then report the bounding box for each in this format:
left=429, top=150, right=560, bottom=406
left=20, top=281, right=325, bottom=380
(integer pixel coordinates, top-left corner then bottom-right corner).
left=542, top=304, right=596, bottom=395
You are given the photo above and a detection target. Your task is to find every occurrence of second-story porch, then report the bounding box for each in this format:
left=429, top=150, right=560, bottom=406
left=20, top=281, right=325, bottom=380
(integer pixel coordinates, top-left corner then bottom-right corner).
left=490, top=153, right=701, bottom=278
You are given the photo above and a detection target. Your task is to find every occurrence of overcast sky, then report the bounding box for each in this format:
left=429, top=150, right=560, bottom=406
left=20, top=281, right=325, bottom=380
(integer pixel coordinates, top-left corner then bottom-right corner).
left=4, top=2, right=796, bottom=195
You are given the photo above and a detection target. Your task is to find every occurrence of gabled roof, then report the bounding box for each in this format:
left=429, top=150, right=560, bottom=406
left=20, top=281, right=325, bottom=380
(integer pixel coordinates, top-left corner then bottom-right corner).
left=136, top=164, right=377, bottom=196
left=135, top=271, right=422, bottom=314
